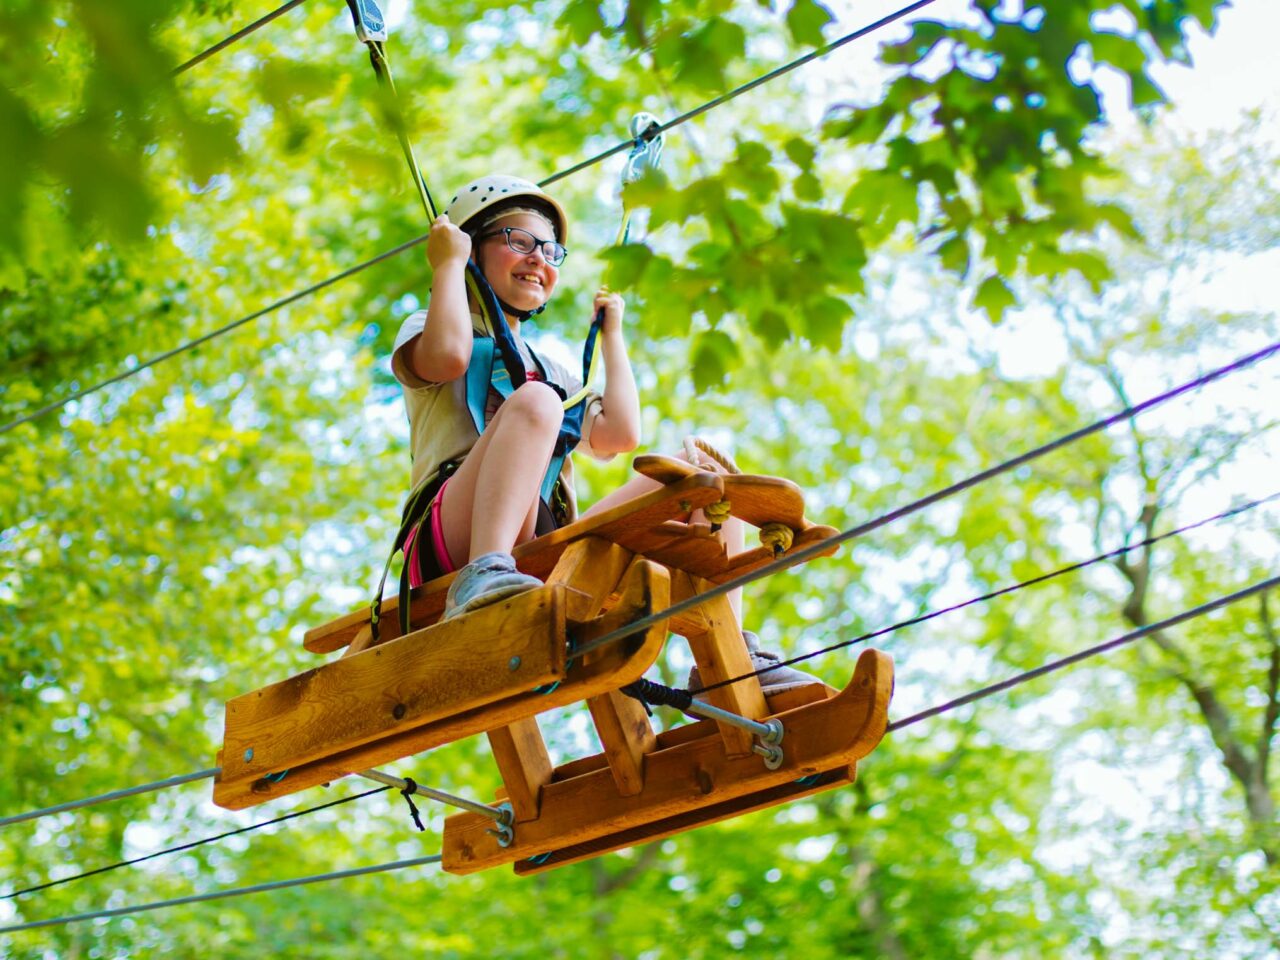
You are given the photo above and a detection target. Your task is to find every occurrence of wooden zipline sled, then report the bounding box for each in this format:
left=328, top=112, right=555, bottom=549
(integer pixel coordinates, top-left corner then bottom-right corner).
left=214, top=457, right=894, bottom=874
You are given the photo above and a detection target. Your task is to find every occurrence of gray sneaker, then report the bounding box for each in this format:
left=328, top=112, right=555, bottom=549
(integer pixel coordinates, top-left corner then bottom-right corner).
left=443, top=551, right=543, bottom=620
left=686, top=631, right=824, bottom=699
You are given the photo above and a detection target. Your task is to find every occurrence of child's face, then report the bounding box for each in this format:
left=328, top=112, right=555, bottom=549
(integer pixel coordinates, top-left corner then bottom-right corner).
left=476, top=212, right=560, bottom=314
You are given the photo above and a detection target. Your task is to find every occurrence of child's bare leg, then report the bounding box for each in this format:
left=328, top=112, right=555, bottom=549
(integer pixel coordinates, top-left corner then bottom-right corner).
left=438, top=381, right=562, bottom=567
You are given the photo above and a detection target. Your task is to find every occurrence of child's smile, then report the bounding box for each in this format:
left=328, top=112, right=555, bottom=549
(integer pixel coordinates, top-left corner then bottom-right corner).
left=478, top=212, right=560, bottom=316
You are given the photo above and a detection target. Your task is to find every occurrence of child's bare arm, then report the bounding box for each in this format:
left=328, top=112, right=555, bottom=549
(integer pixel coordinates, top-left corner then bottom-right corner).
left=586, top=289, right=641, bottom=454
left=409, top=214, right=473, bottom=383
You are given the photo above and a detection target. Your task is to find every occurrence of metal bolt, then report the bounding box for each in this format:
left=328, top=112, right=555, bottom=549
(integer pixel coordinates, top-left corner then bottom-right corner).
left=508, top=656, right=521, bottom=671
left=392, top=703, right=407, bottom=720
left=243, top=748, right=254, bottom=763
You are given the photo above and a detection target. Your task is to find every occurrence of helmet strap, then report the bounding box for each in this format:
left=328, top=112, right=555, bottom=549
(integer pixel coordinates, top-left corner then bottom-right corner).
left=497, top=299, right=546, bottom=323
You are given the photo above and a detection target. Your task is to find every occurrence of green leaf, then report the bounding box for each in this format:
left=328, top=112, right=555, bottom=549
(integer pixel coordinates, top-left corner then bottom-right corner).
left=784, top=137, right=816, bottom=171
left=557, top=0, right=606, bottom=46
left=794, top=170, right=823, bottom=203
left=601, top=243, right=655, bottom=289
left=972, top=274, right=1017, bottom=322
left=750, top=308, right=792, bottom=348
left=938, top=234, right=970, bottom=277
left=690, top=328, right=740, bottom=391
left=785, top=0, right=833, bottom=48
left=802, top=295, right=851, bottom=349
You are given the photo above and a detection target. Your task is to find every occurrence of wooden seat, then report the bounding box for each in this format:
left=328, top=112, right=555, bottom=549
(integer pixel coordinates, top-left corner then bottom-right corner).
left=214, top=459, right=892, bottom=873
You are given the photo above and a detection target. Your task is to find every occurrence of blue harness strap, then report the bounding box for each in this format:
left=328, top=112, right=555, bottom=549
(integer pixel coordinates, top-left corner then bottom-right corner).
left=464, top=334, right=590, bottom=506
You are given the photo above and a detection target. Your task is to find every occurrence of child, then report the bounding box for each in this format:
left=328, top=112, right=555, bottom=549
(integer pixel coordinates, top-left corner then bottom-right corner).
left=391, top=174, right=638, bottom=619
left=391, top=174, right=818, bottom=692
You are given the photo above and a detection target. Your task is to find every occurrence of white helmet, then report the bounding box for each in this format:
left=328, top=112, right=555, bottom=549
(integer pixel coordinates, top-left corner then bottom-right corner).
left=444, top=174, right=568, bottom=244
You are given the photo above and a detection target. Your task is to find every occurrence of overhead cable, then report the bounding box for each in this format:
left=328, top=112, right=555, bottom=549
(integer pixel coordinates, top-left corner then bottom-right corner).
left=1, top=786, right=391, bottom=902
left=570, top=339, right=1280, bottom=661
left=0, top=855, right=442, bottom=935
left=696, top=488, right=1280, bottom=695
left=171, top=0, right=310, bottom=76
left=542, top=0, right=942, bottom=187
left=887, top=574, right=1280, bottom=731
left=0, top=234, right=427, bottom=437
left=0, top=767, right=220, bottom=829
left=0, top=0, right=941, bottom=436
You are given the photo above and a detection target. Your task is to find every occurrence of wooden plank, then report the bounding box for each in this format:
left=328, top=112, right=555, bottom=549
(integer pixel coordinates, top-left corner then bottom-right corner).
left=545, top=536, right=633, bottom=621
left=214, top=586, right=566, bottom=810
left=216, top=562, right=672, bottom=811
left=586, top=689, right=654, bottom=797
left=515, top=768, right=851, bottom=875
left=303, top=473, right=722, bottom=654
left=340, top=624, right=374, bottom=660
left=674, top=574, right=768, bottom=757
left=441, top=648, right=893, bottom=874
left=487, top=718, right=552, bottom=822
left=486, top=539, right=638, bottom=817
left=610, top=521, right=729, bottom=580
left=578, top=558, right=664, bottom=796
left=632, top=456, right=814, bottom=530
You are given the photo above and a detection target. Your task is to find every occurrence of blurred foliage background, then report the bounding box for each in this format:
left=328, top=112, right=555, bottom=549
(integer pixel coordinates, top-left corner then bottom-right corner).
left=1, top=0, right=1277, bottom=956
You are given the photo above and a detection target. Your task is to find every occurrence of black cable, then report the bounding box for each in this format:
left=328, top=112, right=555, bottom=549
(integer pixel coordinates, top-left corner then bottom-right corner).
left=542, top=0, right=942, bottom=187
left=0, top=854, right=443, bottom=935
left=172, top=0, right=310, bottom=77
left=0, top=233, right=427, bottom=437
left=695, top=488, right=1280, bottom=695
left=1, top=0, right=941, bottom=437
left=887, top=575, right=1280, bottom=732
left=568, top=339, right=1280, bottom=663
left=1, top=785, right=391, bottom=902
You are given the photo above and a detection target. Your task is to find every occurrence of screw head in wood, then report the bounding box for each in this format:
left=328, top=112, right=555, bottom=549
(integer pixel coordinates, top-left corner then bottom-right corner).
left=508, top=656, right=521, bottom=671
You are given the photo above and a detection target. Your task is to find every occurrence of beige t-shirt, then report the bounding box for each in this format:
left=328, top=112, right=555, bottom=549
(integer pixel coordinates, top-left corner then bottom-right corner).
left=391, top=308, right=610, bottom=522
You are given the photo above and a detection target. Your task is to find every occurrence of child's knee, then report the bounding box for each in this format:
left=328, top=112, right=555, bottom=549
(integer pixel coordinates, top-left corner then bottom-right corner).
left=504, top=381, right=564, bottom=433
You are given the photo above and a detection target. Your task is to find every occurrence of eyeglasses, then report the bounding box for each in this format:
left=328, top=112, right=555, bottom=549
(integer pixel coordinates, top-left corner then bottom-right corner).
left=479, top=227, right=567, bottom=267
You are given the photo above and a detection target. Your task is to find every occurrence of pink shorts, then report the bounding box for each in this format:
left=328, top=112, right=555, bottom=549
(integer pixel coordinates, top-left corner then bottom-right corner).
left=404, top=477, right=458, bottom=588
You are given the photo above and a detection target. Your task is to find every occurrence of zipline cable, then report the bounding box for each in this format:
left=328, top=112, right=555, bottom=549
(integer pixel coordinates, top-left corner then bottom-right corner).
left=0, top=234, right=428, bottom=437
left=172, top=0, right=310, bottom=77
left=1, top=786, right=392, bottom=902
left=695, top=488, right=1280, bottom=695
left=570, top=339, right=1280, bottom=661
left=0, top=855, right=443, bottom=935
left=6, top=578, right=1271, bottom=934
left=887, top=574, right=1280, bottom=732
left=0, top=768, right=220, bottom=829
left=0, top=0, right=941, bottom=437
left=543, top=0, right=942, bottom=187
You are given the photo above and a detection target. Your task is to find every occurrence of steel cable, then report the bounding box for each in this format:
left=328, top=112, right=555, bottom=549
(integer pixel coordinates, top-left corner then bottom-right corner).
left=1, top=786, right=391, bottom=902
left=171, top=0, right=310, bottom=77
left=0, top=855, right=442, bottom=934
left=694, top=488, right=1280, bottom=696
left=570, top=340, right=1280, bottom=662
left=887, top=575, right=1280, bottom=731
left=0, top=0, right=942, bottom=436
left=0, top=768, right=220, bottom=829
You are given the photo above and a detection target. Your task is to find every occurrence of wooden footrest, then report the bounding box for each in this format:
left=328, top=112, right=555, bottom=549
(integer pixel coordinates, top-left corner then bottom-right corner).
left=440, top=647, right=893, bottom=874
left=213, top=561, right=670, bottom=810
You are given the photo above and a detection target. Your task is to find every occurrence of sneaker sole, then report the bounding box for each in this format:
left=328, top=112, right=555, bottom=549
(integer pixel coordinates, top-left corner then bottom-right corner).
left=444, top=581, right=541, bottom=620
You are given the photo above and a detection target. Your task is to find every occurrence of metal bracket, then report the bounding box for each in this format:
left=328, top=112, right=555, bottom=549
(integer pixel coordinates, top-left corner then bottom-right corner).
left=346, top=0, right=387, bottom=43
left=486, top=801, right=516, bottom=848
